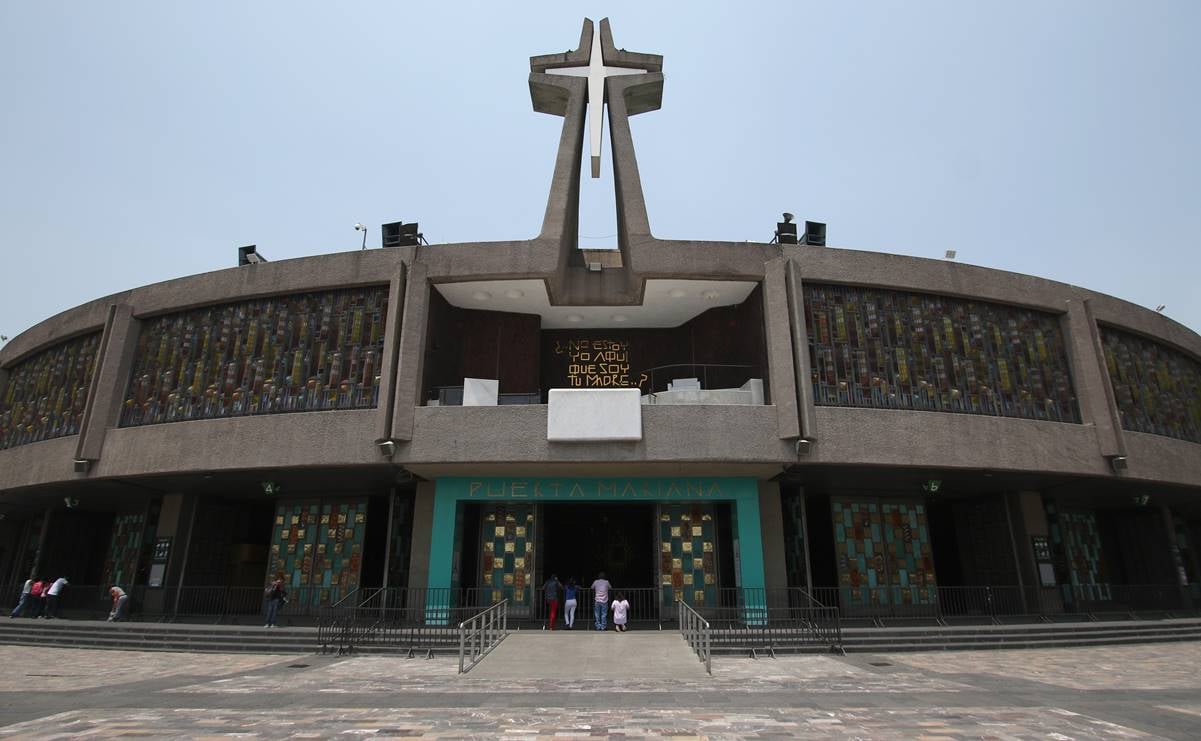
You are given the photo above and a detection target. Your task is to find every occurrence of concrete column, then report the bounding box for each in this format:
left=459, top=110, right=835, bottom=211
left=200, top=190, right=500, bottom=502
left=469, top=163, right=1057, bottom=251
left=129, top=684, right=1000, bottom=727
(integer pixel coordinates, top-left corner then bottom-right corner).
left=139, top=493, right=193, bottom=614
left=757, top=481, right=788, bottom=592
left=1063, top=298, right=1126, bottom=459
left=406, top=481, right=436, bottom=592
left=391, top=261, right=429, bottom=441
left=75, top=304, right=138, bottom=464
left=762, top=258, right=800, bottom=439
left=374, top=265, right=407, bottom=443
left=1160, top=505, right=1193, bottom=608
left=785, top=259, right=817, bottom=440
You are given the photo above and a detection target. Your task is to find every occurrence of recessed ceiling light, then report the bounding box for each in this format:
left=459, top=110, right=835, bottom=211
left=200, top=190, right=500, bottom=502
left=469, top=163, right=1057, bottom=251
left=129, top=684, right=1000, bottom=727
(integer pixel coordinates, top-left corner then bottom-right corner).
left=471, top=291, right=491, bottom=301
left=611, top=314, right=628, bottom=323
left=504, top=289, right=525, bottom=299
left=702, top=290, right=720, bottom=300
left=668, top=288, right=687, bottom=299
left=566, top=314, right=583, bottom=323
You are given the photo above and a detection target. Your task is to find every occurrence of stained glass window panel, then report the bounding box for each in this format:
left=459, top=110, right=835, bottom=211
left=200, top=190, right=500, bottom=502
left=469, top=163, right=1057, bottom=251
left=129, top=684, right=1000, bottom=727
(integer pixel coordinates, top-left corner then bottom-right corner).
left=120, top=286, right=388, bottom=427
left=0, top=332, right=102, bottom=450
left=1100, top=326, right=1201, bottom=444
left=804, top=284, right=1080, bottom=423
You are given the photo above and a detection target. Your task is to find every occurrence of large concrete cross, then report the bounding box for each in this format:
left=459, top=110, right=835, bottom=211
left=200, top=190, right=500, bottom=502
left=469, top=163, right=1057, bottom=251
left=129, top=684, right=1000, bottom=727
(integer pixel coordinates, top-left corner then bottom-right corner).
left=536, top=20, right=658, bottom=178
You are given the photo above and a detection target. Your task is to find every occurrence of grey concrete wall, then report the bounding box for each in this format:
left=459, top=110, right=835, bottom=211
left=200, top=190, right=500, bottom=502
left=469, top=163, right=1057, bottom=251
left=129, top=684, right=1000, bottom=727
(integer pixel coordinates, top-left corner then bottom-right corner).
left=406, top=481, right=436, bottom=593
left=757, top=481, right=788, bottom=592
left=762, top=259, right=800, bottom=439
left=76, top=304, right=138, bottom=462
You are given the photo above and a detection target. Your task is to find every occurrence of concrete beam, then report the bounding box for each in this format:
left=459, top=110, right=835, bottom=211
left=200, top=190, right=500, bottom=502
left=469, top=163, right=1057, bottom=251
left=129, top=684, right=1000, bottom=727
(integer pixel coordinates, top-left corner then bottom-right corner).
left=75, top=304, right=138, bottom=463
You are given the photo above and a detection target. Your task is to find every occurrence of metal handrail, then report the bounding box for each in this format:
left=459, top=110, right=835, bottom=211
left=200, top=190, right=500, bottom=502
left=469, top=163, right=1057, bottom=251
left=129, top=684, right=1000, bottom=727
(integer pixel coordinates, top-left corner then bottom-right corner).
left=678, top=598, right=712, bottom=675
left=458, top=600, right=509, bottom=674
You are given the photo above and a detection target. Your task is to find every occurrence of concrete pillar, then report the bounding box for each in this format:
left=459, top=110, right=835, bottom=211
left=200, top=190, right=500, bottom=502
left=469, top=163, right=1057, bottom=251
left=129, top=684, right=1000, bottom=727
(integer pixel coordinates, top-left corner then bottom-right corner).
left=75, top=304, right=138, bottom=464
left=374, top=265, right=407, bottom=443
left=1160, top=505, right=1193, bottom=608
left=1063, top=298, right=1126, bottom=459
left=785, top=259, right=817, bottom=441
left=406, top=481, right=436, bottom=593
left=762, top=258, right=800, bottom=439
left=391, top=262, right=429, bottom=442
left=757, top=481, right=788, bottom=592
left=139, top=493, right=197, bottom=615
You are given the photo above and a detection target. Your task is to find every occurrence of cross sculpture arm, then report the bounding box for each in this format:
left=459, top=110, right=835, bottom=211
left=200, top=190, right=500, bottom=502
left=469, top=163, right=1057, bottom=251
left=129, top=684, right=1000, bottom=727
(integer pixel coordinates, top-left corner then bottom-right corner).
left=533, top=19, right=662, bottom=179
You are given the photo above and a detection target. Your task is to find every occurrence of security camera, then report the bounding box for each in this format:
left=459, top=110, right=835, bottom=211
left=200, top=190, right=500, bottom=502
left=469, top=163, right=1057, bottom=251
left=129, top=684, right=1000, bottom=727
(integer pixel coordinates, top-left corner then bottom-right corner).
left=354, top=223, right=366, bottom=231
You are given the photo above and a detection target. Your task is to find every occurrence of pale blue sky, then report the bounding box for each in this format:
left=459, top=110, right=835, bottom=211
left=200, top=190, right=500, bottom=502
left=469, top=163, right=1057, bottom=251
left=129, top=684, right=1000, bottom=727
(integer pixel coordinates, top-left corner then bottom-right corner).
left=2, top=2, right=1199, bottom=346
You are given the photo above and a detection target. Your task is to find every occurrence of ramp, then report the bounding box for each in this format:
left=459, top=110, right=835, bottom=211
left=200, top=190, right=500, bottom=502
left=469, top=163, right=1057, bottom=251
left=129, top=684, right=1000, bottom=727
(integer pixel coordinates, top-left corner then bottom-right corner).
left=467, top=630, right=708, bottom=679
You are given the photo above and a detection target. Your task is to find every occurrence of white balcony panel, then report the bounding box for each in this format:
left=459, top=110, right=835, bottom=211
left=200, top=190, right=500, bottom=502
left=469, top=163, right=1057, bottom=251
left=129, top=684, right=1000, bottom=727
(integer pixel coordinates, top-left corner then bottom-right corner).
left=547, top=388, right=642, bottom=442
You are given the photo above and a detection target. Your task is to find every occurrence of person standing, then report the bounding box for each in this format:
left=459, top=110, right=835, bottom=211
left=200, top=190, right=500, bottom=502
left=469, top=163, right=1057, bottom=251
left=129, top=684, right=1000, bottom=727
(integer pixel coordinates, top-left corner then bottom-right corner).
left=611, top=592, right=631, bottom=632
left=562, top=578, right=578, bottom=629
left=9, top=578, right=33, bottom=618
left=264, top=573, right=287, bottom=628
left=590, top=571, right=612, bottom=631
left=108, top=586, right=129, bottom=622
left=44, top=577, right=68, bottom=619
left=541, top=573, right=562, bottom=630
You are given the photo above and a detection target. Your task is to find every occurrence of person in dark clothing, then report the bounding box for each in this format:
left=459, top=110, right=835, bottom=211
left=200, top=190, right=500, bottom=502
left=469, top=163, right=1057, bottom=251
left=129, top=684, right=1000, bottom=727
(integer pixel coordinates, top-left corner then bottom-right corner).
left=542, top=573, right=562, bottom=630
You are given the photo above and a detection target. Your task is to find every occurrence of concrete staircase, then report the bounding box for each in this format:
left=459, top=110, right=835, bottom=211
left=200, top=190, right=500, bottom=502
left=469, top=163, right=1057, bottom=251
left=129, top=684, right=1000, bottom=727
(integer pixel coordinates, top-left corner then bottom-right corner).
left=5, top=616, right=1201, bottom=656
left=0, top=618, right=316, bottom=654
left=837, top=617, right=1201, bottom=653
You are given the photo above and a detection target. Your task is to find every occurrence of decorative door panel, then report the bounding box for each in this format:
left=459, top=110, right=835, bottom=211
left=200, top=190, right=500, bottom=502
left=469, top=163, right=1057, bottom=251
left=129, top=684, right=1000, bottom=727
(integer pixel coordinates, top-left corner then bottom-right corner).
left=269, top=497, right=368, bottom=607
left=103, top=513, right=146, bottom=589
left=781, top=492, right=808, bottom=590
left=479, top=503, right=535, bottom=606
left=832, top=497, right=937, bottom=610
left=880, top=502, right=937, bottom=605
left=658, top=503, right=717, bottom=608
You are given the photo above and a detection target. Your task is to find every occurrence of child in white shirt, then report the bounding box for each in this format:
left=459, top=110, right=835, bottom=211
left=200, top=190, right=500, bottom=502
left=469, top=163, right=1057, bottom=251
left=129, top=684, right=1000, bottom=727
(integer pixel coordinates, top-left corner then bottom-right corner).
left=611, top=594, right=631, bottom=632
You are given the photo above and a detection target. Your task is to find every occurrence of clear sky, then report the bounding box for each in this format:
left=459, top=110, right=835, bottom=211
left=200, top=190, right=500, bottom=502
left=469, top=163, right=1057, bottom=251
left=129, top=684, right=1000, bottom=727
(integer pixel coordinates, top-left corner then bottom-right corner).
left=1, top=1, right=1199, bottom=347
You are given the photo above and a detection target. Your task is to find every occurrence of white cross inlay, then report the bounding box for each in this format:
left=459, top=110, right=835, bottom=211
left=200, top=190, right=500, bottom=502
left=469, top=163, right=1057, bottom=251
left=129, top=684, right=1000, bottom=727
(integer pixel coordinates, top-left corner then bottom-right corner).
left=548, top=24, right=647, bottom=178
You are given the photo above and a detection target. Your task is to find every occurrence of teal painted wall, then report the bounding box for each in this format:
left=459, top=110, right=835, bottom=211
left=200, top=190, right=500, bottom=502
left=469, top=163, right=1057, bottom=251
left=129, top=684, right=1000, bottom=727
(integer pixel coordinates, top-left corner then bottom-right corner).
left=427, top=476, right=765, bottom=595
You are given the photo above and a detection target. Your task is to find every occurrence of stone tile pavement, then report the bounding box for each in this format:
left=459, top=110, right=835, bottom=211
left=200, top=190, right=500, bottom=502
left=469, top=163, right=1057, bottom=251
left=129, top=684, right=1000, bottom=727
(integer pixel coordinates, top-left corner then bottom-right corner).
left=1, top=640, right=1200, bottom=738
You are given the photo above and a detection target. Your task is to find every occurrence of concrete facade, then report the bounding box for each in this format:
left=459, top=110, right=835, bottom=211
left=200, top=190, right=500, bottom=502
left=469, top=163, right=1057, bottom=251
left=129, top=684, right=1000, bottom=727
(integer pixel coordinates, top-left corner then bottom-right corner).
left=1, top=18, right=1198, bottom=619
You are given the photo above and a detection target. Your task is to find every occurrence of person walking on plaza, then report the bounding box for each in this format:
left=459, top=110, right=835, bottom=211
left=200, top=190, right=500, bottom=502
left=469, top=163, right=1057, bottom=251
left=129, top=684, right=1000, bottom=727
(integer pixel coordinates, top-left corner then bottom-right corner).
left=44, top=577, right=68, bottom=619
left=9, top=578, right=33, bottom=618
left=591, top=571, right=612, bottom=631
left=29, top=577, right=46, bottom=619
left=108, top=586, right=129, bottom=622
left=562, top=577, right=578, bottom=629
left=611, top=592, right=631, bottom=632
left=264, top=572, right=287, bottom=628
left=542, top=573, right=562, bottom=630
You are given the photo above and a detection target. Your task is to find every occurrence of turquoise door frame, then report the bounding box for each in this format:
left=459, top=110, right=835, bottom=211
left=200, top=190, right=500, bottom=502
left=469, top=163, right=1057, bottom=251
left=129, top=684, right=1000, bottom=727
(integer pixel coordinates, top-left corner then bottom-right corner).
left=427, top=477, right=767, bottom=597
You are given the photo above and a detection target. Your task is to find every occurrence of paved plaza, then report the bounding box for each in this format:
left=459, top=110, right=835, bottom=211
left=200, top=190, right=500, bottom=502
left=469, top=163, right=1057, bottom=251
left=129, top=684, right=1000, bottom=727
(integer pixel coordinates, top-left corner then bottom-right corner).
left=1, top=637, right=1200, bottom=738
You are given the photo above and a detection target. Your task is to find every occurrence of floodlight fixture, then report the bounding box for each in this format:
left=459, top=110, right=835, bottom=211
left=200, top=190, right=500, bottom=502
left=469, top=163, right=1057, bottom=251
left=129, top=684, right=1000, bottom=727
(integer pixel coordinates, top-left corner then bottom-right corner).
left=945, top=250, right=957, bottom=260
left=1155, top=305, right=1166, bottom=313
left=355, top=223, right=368, bottom=250
left=782, top=212, right=794, bottom=223
left=238, top=245, right=267, bottom=266
left=1108, top=455, right=1128, bottom=473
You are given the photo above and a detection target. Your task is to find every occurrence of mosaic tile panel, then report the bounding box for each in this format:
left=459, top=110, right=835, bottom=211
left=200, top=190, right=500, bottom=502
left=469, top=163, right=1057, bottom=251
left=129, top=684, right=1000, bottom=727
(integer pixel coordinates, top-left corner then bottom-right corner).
left=1100, top=326, right=1201, bottom=444
left=831, top=497, right=937, bottom=609
left=102, top=513, right=146, bottom=589
left=1046, top=502, right=1109, bottom=601
left=880, top=502, right=937, bottom=605
left=479, top=503, right=535, bottom=606
left=781, top=491, right=808, bottom=590
left=268, top=498, right=368, bottom=607
left=0, top=332, right=102, bottom=450
left=120, top=286, right=389, bottom=428
left=804, top=284, right=1079, bottom=422
left=658, top=503, right=717, bottom=608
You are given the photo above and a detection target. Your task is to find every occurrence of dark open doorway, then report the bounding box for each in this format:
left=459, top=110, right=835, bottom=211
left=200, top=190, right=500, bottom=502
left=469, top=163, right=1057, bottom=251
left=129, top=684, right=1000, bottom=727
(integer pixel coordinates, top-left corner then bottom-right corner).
left=540, top=503, right=657, bottom=588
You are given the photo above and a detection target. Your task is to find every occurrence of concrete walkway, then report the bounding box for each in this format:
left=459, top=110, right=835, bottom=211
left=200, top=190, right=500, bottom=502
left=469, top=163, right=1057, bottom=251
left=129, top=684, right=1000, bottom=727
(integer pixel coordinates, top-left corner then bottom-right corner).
left=468, top=629, right=708, bottom=679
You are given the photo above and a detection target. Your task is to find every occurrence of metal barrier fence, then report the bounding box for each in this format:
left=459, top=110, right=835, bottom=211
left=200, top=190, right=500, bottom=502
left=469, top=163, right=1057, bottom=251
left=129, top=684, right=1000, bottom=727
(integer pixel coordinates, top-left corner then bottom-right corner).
left=810, top=583, right=1199, bottom=624
left=459, top=600, right=509, bottom=673
left=677, top=598, right=712, bottom=674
